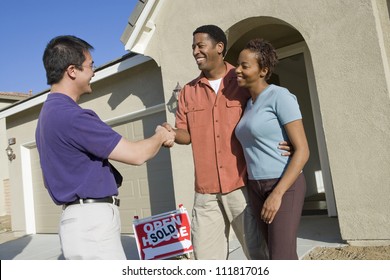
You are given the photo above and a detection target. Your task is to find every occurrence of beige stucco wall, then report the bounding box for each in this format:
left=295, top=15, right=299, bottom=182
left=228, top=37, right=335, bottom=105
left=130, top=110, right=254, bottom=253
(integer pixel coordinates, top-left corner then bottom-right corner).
left=1, top=100, right=24, bottom=217
left=81, top=60, right=165, bottom=120
left=138, top=0, right=390, bottom=243
left=0, top=117, right=10, bottom=216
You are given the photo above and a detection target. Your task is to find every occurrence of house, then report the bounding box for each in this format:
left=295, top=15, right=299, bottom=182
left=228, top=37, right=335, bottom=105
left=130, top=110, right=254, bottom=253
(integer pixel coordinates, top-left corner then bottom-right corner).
left=0, top=92, right=32, bottom=220
left=1, top=0, right=389, bottom=245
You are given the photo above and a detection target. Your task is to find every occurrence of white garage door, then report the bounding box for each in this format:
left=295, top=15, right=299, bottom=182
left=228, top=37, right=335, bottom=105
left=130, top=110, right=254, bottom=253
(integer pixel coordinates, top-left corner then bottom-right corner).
left=31, top=111, right=175, bottom=233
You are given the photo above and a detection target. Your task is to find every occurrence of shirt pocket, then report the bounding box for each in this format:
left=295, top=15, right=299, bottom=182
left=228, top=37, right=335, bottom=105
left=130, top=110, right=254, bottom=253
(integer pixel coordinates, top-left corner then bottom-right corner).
left=226, top=100, right=243, bottom=124
left=185, top=106, right=206, bottom=128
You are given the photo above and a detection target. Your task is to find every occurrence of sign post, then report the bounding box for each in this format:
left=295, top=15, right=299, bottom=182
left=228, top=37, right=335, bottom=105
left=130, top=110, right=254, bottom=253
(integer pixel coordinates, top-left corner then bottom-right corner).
left=133, top=204, right=193, bottom=260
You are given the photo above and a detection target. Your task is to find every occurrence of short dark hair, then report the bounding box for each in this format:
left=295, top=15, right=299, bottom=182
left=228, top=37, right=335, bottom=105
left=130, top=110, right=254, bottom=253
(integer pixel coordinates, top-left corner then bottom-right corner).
left=193, top=25, right=227, bottom=56
left=244, top=38, right=278, bottom=81
left=43, top=35, right=94, bottom=85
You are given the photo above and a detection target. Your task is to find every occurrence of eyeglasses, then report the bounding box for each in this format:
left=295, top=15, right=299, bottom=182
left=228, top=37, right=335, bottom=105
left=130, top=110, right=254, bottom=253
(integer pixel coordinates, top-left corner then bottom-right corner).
left=78, top=62, right=96, bottom=71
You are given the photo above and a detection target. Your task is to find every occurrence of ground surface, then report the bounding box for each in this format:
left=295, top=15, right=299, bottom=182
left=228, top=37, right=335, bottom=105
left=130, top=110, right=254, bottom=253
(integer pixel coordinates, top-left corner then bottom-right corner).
left=2, top=215, right=389, bottom=260
left=303, top=245, right=390, bottom=260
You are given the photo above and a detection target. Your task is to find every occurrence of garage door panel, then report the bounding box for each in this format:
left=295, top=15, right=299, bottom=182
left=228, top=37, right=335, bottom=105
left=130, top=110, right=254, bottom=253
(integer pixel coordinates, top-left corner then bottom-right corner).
left=111, top=113, right=175, bottom=233
left=30, top=147, right=62, bottom=233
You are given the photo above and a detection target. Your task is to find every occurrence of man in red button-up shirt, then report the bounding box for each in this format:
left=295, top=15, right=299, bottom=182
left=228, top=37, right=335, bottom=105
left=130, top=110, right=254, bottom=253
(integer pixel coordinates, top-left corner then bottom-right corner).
left=164, top=25, right=290, bottom=260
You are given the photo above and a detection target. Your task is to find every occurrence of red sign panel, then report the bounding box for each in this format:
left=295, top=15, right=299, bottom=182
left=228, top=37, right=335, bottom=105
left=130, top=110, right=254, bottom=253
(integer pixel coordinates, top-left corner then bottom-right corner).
left=133, top=206, right=193, bottom=260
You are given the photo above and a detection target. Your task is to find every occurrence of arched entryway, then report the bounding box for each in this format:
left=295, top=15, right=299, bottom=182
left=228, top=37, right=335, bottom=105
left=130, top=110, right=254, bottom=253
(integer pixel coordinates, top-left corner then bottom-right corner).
left=225, top=17, right=337, bottom=217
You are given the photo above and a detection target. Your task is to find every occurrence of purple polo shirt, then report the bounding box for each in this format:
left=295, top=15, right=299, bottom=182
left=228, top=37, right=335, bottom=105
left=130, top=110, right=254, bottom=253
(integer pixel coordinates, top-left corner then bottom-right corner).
left=35, top=93, right=122, bottom=205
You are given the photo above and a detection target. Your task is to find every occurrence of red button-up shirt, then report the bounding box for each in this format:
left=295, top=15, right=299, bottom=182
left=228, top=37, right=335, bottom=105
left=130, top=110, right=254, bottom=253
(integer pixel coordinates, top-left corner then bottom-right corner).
left=176, top=63, right=250, bottom=194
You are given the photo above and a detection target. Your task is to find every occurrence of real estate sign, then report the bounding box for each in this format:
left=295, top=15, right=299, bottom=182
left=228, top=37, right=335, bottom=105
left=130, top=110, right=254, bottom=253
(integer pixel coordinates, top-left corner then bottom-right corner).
left=133, top=205, right=193, bottom=260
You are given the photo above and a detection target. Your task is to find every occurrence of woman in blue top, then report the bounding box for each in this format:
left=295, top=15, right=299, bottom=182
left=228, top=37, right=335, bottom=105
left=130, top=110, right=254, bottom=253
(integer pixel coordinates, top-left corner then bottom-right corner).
left=235, top=38, right=310, bottom=259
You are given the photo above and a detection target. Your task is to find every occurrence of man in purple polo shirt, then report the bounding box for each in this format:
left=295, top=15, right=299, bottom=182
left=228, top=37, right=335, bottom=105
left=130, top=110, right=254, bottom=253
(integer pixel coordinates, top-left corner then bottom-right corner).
left=35, top=35, right=175, bottom=260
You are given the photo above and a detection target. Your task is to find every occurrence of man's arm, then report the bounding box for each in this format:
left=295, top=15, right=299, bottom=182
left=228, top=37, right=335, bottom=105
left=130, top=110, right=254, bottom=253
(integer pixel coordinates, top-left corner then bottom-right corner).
left=108, top=125, right=175, bottom=165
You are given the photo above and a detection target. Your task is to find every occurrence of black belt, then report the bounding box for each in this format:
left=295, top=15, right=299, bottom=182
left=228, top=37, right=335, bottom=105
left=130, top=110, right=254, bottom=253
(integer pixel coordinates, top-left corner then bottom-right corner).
left=63, top=196, right=120, bottom=209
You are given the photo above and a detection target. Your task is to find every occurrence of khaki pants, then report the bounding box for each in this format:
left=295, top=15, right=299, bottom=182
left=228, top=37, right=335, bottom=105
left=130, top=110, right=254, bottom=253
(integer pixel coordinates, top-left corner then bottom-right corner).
left=59, top=203, right=126, bottom=260
left=191, top=187, right=268, bottom=260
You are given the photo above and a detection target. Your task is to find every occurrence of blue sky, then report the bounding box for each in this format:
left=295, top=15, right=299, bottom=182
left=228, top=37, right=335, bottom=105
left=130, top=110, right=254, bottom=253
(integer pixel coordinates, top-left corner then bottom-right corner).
left=0, top=0, right=138, bottom=94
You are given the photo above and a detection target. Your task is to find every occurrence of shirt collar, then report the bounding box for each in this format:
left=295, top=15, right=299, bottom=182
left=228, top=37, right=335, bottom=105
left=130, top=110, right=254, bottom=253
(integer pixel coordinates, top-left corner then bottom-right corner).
left=194, top=62, right=237, bottom=86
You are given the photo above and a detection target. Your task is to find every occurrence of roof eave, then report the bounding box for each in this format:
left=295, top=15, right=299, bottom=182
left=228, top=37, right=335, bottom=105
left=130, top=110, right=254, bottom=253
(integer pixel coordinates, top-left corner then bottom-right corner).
left=120, top=0, right=164, bottom=55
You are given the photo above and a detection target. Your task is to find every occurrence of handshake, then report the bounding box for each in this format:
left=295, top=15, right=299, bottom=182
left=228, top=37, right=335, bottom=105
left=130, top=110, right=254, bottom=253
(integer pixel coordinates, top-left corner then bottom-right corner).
left=155, top=122, right=176, bottom=148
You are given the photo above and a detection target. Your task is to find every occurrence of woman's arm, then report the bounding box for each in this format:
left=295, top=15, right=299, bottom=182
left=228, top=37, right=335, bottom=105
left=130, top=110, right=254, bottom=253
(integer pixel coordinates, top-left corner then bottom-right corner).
left=261, top=119, right=310, bottom=224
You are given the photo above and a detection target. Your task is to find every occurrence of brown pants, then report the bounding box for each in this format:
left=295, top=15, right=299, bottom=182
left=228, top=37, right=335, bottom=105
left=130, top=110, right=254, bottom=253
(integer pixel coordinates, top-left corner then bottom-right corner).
left=248, top=173, right=306, bottom=260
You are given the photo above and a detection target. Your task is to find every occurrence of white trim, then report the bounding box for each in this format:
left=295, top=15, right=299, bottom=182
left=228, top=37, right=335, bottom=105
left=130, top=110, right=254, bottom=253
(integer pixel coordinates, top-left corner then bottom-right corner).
left=124, top=0, right=156, bottom=52
left=0, top=54, right=151, bottom=120
left=21, top=144, right=36, bottom=234
left=0, top=94, right=49, bottom=120
left=124, top=0, right=165, bottom=54
left=371, top=0, right=390, bottom=96
left=91, top=55, right=151, bottom=82
left=276, top=41, right=306, bottom=59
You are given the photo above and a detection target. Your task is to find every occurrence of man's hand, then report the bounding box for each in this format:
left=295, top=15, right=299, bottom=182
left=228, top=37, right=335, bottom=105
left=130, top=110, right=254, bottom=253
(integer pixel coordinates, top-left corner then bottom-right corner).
left=278, top=141, right=294, bottom=156
left=155, top=125, right=175, bottom=147
left=160, top=123, right=176, bottom=147
left=161, top=122, right=191, bottom=145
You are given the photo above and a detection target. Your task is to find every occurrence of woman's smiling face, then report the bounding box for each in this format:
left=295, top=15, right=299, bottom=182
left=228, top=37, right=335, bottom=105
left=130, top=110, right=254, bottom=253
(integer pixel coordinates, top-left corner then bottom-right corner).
left=236, top=49, right=267, bottom=89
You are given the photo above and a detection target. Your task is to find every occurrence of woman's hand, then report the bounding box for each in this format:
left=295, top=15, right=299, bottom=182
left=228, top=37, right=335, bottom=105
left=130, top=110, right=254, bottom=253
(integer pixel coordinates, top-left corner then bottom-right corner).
left=261, top=191, right=283, bottom=224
